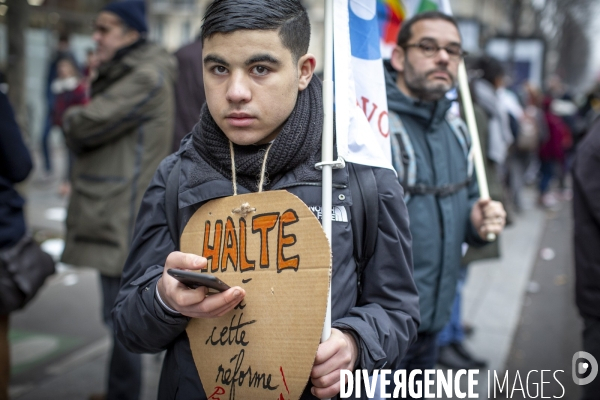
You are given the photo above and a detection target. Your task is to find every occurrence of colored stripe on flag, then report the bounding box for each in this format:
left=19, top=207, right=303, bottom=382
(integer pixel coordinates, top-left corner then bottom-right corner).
left=377, top=0, right=406, bottom=47
left=334, top=0, right=393, bottom=170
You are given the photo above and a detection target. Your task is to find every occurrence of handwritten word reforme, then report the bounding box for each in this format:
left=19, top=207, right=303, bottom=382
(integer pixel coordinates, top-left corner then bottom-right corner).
left=216, top=349, right=279, bottom=400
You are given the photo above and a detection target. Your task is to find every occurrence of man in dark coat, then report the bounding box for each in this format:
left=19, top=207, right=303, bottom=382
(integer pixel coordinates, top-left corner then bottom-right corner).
left=172, top=37, right=206, bottom=152
left=112, top=0, right=420, bottom=399
left=573, top=117, right=600, bottom=399
left=61, top=1, right=176, bottom=399
left=384, top=11, right=506, bottom=384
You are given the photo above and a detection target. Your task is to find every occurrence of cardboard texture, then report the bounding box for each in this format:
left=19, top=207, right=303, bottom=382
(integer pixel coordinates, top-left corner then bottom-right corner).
left=180, top=191, right=332, bottom=400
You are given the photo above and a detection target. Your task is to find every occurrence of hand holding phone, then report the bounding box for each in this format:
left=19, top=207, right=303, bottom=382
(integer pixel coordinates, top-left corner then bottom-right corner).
left=167, top=269, right=230, bottom=292
left=159, top=251, right=244, bottom=319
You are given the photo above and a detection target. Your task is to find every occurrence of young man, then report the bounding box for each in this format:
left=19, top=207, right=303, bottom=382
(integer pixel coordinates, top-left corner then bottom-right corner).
left=384, top=12, right=506, bottom=379
left=112, top=1, right=419, bottom=399
left=61, top=1, right=176, bottom=399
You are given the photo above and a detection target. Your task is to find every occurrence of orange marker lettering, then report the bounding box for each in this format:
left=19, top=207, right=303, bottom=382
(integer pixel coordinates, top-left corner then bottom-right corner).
left=221, top=217, right=238, bottom=272
left=203, top=220, right=223, bottom=272
left=252, top=213, right=279, bottom=268
left=239, top=218, right=255, bottom=272
left=277, top=210, right=299, bottom=272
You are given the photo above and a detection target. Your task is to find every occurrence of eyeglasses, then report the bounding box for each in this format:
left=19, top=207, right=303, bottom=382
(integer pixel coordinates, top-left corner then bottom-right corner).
left=403, top=40, right=468, bottom=60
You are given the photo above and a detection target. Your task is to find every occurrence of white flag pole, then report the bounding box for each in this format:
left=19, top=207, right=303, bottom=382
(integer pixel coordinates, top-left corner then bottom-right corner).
left=457, top=60, right=496, bottom=241
left=320, top=0, right=334, bottom=344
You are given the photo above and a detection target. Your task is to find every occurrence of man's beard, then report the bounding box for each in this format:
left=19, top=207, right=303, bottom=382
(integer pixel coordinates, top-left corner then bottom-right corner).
left=404, top=61, right=455, bottom=101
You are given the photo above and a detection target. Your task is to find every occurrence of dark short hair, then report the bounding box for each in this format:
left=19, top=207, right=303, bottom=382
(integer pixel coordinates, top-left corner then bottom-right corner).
left=201, top=0, right=310, bottom=61
left=59, top=32, right=70, bottom=43
left=396, top=11, right=460, bottom=47
left=476, top=56, right=505, bottom=85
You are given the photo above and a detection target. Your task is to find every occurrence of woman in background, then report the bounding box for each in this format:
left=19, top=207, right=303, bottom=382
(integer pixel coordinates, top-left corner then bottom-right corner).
left=51, top=57, right=89, bottom=197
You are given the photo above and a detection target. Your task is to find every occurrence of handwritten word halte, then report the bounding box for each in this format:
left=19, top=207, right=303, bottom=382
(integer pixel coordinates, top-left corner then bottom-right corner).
left=201, top=210, right=300, bottom=273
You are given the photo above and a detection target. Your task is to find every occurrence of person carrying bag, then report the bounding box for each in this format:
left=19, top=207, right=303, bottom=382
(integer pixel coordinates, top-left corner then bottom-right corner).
left=0, top=90, right=55, bottom=400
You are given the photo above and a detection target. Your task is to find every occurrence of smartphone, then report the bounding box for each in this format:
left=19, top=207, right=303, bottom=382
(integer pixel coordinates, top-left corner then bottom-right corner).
left=167, top=269, right=231, bottom=292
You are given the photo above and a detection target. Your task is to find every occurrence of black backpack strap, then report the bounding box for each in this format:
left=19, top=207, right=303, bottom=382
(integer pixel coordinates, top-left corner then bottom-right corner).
left=348, top=163, right=379, bottom=296
left=165, top=158, right=181, bottom=250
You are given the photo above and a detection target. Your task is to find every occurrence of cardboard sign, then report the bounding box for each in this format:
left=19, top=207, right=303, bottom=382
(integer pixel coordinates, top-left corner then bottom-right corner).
left=180, top=190, right=332, bottom=400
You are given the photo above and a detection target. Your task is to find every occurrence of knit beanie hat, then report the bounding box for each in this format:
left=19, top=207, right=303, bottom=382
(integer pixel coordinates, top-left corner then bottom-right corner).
left=103, top=0, right=148, bottom=34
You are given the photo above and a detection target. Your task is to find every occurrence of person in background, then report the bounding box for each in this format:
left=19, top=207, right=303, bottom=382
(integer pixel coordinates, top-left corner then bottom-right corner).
left=172, top=36, right=206, bottom=152
left=578, top=80, right=600, bottom=137
left=40, top=32, right=77, bottom=180
left=545, top=75, right=577, bottom=201
left=538, top=96, right=572, bottom=208
left=83, top=48, right=100, bottom=84
left=0, top=91, right=33, bottom=400
left=436, top=76, right=503, bottom=371
left=60, top=1, right=176, bottom=399
left=573, top=117, right=600, bottom=400
left=436, top=266, right=486, bottom=370
left=52, top=57, right=89, bottom=197
left=498, top=83, right=529, bottom=213
left=471, top=56, right=514, bottom=214
left=384, top=12, right=506, bottom=396
left=519, top=83, right=546, bottom=187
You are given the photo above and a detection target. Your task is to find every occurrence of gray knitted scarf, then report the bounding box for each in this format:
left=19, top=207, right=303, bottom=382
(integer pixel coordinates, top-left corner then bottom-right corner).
left=192, top=77, right=323, bottom=192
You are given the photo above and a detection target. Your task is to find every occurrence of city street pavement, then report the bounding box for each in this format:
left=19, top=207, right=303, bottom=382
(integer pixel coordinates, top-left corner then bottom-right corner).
left=8, top=144, right=582, bottom=399
left=504, top=201, right=582, bottom=399
left=453, top=191, right=582, bottom=399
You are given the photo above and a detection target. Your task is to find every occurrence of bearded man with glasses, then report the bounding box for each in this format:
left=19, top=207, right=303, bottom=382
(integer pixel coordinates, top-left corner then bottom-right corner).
left=384, top=11, right=506, bottom=396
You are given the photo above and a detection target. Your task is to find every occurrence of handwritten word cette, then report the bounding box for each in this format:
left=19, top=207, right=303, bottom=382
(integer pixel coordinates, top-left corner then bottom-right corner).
left=201, top=210, right=300, bottom=273
left=205, top=312, right=256, bottom=347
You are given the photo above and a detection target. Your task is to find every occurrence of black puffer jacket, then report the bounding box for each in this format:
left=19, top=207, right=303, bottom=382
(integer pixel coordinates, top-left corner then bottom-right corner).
left=573, top=118, right=600, bottom=319
left=112, top=137, right=419, bottom=399
left=0, top=91, right=32, bottom=250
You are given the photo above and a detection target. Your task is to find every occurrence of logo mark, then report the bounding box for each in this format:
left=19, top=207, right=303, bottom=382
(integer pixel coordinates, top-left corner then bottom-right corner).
left=573, top=351, right=598, bottom=385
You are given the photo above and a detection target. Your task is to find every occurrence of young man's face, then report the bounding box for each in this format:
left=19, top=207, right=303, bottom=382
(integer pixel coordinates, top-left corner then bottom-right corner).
left=391, top=19, right=462, bottom=101
left=203, top=29, right=315, bottom=146
left=93, top=12, right=140, bottom=64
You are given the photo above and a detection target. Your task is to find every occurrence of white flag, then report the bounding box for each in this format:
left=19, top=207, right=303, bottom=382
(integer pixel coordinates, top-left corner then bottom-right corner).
left=334, top=0, right=392, bottom=170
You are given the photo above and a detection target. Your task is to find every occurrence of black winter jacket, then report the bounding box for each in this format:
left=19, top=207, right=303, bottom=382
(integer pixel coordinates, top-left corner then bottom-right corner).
left=573, top=118, right=600, bottom=318
left=112, top=137, right=420, bottom=399
left=384, top=61, right=485, bottom=333
left=0, top=91, right=32, bottom=249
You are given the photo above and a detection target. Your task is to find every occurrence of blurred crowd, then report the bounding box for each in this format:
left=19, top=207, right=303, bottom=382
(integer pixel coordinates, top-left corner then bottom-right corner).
left=31, top=29, right=600, bottom=222
left=466, top=56, right=599, bottom=217
left=27, top=33, right=600, bottom=217
left=433, top=54, right=600, bottom=373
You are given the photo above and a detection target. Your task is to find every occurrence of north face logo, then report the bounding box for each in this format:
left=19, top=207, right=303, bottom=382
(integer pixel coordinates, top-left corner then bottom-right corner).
left=309, top=206, right=348, bottom=223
